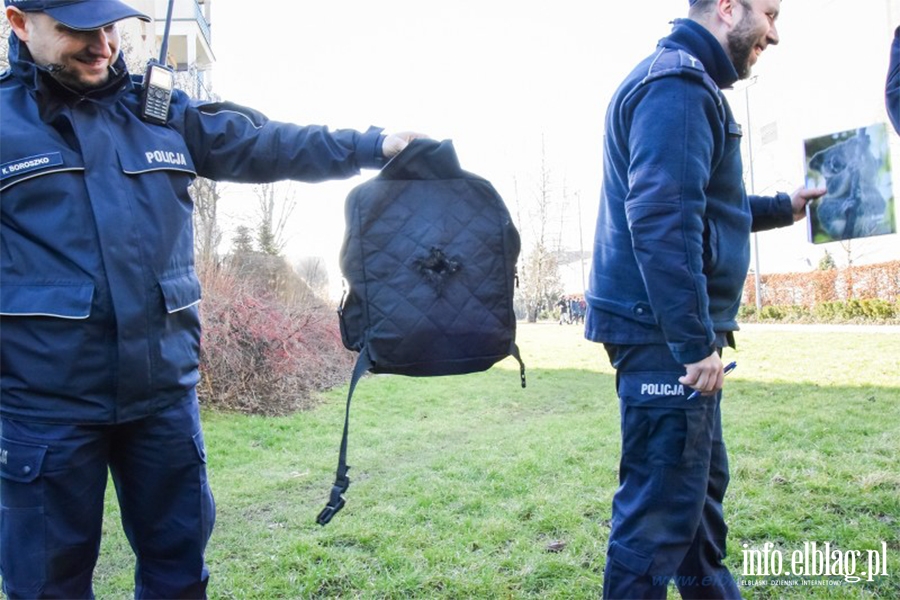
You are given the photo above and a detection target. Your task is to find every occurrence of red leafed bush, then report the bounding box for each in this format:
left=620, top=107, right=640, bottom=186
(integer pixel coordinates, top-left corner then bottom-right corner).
left=196, top=259, right=354, bottom=415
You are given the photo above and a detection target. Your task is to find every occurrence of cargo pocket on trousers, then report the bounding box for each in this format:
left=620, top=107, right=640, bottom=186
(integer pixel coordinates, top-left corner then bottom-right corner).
left=0, top=438, right=48, bottom=594
left=607, top=540, right=653, bottom=576
left=191, top=430, right=216, bottom=544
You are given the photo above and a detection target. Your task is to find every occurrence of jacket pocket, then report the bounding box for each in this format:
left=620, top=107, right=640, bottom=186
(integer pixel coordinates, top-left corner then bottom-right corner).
left=588, top=296, right=657, bottom=326
left=703, top=218, right=720, bottom=271
left=158, top=271, right=202, bottom=313
left=154, top=272, right=202, bottom=386
left=115, top=125, right=196, bottom=177
left=0, top=282, right=94, bottom=319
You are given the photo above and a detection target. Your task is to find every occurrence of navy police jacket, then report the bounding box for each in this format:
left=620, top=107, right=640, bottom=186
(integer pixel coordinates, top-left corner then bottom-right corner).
left=0, top=35, right=385, bottom=423
left=888, top=25, right=900, bottom=135
left=585, top=19, right=793, bottom=365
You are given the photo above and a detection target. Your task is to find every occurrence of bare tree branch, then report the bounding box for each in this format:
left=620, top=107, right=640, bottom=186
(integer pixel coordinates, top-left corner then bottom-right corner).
left=253, top=182, right=297, bottom=256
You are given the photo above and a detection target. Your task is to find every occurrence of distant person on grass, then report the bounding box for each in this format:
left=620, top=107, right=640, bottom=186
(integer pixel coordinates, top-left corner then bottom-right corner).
left=558, top=296, right=570, bottom=324
left=584, top=0, right=825, bottom=598
left=0, top=0, right=422, bottom=597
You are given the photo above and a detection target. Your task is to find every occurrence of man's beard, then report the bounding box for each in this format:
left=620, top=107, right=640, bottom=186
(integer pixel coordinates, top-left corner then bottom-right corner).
left=44, top=62, right=113, bottom=92
left=726, top=11, right=757, bottom=79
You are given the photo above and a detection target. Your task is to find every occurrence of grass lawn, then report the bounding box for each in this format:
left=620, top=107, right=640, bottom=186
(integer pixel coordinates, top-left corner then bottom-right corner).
left=81, top=323, right=900, bottom=598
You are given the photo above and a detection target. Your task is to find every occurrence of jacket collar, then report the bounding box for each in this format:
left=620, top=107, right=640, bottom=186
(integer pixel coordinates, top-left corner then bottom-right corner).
left=6, top=33, right=133, bottom=105
left=660, top=18, right=739, bottom=89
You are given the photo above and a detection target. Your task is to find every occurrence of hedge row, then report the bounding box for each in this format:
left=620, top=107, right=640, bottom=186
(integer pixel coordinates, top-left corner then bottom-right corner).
left=738, top=298, right=900, bottom=324
left=743, top=261, right=900, bottom=309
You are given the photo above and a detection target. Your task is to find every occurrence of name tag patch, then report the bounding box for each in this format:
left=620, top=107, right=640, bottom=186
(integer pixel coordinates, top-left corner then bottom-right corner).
left=1, top=152, right=64, bottom=181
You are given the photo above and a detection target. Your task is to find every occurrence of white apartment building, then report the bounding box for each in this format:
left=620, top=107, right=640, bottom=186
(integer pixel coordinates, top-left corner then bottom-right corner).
left=121, top=0, right=214, bottom=99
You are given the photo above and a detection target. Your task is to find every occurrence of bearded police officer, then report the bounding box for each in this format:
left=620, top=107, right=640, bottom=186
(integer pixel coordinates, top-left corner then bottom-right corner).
left=0, top=1, right=419, bottom=597
left=584, top=1, right=825, bottom=598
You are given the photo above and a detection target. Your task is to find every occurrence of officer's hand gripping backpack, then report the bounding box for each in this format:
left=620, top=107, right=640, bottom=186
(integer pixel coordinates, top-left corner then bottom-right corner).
left=317, top=139, right=525, bottom=525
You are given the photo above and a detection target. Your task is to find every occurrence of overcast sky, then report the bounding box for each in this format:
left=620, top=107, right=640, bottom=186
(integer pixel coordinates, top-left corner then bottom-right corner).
left=208, top=0, right=900, bottom=296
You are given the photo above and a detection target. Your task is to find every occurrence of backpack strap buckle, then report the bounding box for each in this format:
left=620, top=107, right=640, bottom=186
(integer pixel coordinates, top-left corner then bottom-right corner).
left=316, top=474, right=349, bottom=525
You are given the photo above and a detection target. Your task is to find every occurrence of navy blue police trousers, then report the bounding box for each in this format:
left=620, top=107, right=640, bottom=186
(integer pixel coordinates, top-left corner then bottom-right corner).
left=602, top=344, right=742, bottom=600
left=0, top=391, right=215, bottom=599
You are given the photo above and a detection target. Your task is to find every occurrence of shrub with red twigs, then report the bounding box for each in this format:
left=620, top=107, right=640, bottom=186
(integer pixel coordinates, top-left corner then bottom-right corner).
left=196, top=257, right=353, bottom=415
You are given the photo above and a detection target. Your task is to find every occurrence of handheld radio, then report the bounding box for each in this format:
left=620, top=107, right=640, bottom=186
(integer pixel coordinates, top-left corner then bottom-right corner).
left=140, top=0, right=176, bottom=125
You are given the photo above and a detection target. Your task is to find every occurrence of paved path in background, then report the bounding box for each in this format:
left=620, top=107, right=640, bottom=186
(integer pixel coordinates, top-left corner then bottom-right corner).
left=739, top=323, right=900, bottom=334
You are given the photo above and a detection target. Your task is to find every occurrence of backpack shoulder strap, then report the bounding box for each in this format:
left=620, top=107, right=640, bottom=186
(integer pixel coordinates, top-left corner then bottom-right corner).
left=316, top=349, right=373, bottom=525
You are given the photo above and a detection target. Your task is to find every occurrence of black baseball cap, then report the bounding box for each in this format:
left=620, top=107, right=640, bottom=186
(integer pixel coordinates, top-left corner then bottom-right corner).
left=4, top=0, right=150, bottom=30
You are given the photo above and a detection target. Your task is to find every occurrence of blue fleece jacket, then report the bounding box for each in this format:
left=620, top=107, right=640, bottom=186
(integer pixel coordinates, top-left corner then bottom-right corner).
left=585, top=19, right=793, bottom=365
left=888, top=25, right=900, bottom=135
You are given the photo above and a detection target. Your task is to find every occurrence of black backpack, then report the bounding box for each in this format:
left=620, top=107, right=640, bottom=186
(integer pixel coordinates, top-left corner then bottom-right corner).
left=317, top=139, right=525, bottom=525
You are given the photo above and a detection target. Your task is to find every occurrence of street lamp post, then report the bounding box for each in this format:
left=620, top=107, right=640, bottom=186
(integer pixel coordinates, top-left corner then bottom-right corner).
left=742, top=76, right=764, bottom=314
left=576, top=192, right=586, bottom=294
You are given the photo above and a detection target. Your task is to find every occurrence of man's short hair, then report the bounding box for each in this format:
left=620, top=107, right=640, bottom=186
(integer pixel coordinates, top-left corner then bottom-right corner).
left=689, top=0, right=717, bottom=13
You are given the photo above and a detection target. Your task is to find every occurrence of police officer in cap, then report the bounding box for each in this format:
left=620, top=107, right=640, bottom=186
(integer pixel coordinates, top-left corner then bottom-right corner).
left=0, top=0, right=420, bottom=597
left=584, top=1, right=825, bottom=598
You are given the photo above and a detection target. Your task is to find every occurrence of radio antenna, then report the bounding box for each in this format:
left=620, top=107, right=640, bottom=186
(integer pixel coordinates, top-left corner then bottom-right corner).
left=158, top=0, right=176, bottom=65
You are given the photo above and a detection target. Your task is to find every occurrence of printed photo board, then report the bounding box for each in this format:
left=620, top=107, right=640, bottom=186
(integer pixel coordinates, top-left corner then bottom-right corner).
left=804, top=123, right=895, bottom=244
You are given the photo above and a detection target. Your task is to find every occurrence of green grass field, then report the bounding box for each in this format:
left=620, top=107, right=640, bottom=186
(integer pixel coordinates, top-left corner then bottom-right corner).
left=84, top=324, right=900, bottom=597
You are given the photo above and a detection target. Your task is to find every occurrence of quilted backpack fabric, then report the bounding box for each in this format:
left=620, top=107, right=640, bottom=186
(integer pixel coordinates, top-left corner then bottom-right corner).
left=338, top=138, right=524, bottom=377
left=317, top=139, right=525, bottom=525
